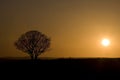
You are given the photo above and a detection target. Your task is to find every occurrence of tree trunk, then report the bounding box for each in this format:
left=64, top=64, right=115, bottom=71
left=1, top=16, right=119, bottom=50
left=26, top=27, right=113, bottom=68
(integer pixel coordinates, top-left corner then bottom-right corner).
left=30, top=54, right=38, bottom=60
left=35, top=54, right=38, bottom=60
left=30, top=54, right=34, bottom=60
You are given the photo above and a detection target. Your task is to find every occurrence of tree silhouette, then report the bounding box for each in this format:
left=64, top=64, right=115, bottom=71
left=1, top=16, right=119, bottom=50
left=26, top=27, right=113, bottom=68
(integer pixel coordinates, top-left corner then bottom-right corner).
left=15, top=30, right=50, bottom=60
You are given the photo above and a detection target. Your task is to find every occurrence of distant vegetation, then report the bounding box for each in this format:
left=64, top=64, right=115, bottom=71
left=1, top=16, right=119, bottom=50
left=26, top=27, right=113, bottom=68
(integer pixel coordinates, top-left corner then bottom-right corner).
left=14, top=30, right=51, bottom=60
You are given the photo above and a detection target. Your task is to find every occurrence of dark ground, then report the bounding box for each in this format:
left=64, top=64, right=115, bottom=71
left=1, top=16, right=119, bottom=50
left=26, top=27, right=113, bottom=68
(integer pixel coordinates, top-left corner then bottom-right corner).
left=0, top=58, right=120, bottom=78
left=1, top=58, right=120, bottom=70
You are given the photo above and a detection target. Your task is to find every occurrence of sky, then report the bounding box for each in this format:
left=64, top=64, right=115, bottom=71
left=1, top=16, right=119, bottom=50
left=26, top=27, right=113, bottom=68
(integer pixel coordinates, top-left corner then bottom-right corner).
left=1, top=0, right=120, bottom=58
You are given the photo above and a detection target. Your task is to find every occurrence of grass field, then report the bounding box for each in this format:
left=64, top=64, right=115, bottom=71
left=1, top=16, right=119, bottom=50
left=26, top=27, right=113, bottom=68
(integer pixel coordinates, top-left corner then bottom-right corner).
left=1, top=58, right=120, bottom=78
left=1, top=58, right=120, bottom=71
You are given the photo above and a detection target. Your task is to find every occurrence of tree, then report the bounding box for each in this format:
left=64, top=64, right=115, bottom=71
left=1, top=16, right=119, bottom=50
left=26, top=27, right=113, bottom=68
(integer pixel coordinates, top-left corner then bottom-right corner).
left=15, top=30, right=50, bottom=60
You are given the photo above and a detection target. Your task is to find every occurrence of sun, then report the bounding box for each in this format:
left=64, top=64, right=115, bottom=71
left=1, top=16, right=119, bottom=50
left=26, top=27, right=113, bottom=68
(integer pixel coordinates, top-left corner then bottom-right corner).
left=101, top=39, right=110, bottom=47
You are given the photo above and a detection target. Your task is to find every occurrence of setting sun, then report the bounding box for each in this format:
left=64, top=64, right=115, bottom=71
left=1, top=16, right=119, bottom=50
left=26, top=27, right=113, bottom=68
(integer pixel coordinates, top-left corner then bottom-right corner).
left=101, top=39, right=110, bottom=47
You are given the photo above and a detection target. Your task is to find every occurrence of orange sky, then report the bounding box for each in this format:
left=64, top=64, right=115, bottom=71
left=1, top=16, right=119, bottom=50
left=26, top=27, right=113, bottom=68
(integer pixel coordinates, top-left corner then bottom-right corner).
left=1, top=0, right=120, bottom=58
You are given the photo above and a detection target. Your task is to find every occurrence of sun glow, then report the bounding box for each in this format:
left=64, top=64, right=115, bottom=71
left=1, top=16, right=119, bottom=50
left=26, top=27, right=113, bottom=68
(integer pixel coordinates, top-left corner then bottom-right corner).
left=101, top=39, right=110, bottom=47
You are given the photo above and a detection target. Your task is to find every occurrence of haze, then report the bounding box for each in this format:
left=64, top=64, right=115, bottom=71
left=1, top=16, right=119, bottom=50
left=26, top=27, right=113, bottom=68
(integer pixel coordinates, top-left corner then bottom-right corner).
left=1, top=0, right=120, bottom=58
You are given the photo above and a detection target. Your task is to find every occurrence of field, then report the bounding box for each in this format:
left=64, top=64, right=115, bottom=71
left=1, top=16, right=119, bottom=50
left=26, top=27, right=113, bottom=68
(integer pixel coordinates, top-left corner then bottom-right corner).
left=1, top=58, right=120, bottom=71
left=0, top=58, right=120, bottom=77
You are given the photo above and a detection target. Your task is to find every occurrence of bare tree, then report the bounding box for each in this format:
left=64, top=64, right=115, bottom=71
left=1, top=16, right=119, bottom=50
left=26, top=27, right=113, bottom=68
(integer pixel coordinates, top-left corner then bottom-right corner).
left=15, top=30, right=50, bottom=60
